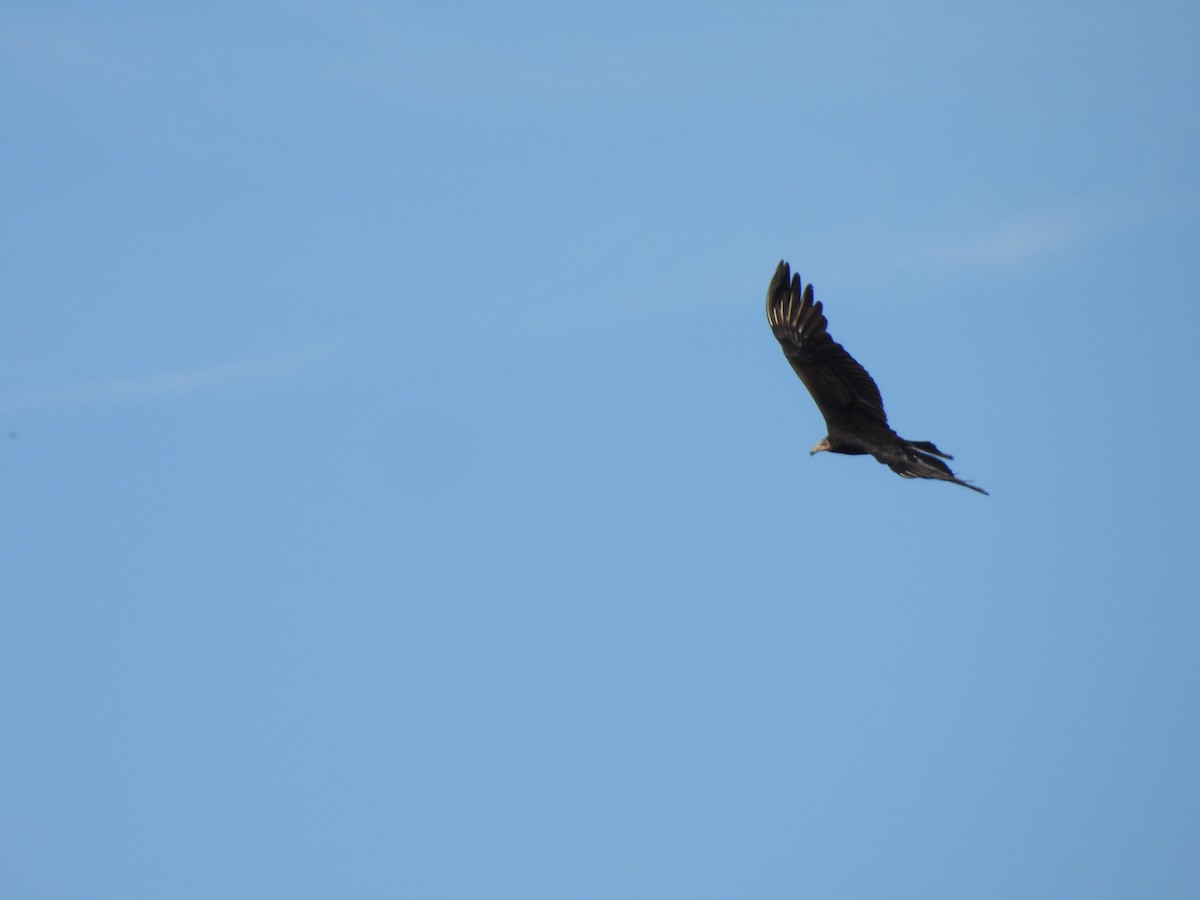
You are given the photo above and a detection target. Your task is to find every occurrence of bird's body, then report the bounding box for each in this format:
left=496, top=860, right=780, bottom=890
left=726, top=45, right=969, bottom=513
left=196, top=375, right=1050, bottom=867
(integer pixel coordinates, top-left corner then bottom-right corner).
left=766, top=261, right=987, bottom=495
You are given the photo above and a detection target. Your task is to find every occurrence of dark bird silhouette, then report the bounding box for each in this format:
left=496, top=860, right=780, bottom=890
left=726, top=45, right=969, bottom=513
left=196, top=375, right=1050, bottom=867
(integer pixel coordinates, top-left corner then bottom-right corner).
left=766, top=261, right=987, bottom=495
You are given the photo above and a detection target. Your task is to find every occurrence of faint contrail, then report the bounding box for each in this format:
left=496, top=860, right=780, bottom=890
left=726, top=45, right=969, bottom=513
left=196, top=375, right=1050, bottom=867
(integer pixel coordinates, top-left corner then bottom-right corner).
left=913, top=202, right=1110, bottom=271
left=0, top=348, right=313, bottom=413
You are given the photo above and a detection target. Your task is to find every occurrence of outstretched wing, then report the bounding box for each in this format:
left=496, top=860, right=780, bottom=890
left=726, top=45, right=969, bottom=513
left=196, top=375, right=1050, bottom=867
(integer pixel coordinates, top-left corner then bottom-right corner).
left=765, top=261, right=888, bottom=431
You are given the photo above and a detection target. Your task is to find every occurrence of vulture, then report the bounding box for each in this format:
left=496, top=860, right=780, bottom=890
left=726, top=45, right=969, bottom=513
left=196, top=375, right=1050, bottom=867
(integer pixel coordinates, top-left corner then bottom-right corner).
left=766, top=261, right=987, bottom=495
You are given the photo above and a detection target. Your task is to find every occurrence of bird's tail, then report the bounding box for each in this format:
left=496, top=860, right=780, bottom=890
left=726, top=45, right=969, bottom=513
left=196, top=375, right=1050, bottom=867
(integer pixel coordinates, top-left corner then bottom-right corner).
left=906, top=439, right=953, bottom=460
left=891, top=442, right=989, bottom=495
left=940, top=473, right=989, bottom=495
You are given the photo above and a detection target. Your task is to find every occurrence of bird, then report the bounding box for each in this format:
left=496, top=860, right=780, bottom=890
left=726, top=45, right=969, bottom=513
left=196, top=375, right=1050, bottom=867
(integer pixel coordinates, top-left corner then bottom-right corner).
left=766, top=260, right=987, bottom=495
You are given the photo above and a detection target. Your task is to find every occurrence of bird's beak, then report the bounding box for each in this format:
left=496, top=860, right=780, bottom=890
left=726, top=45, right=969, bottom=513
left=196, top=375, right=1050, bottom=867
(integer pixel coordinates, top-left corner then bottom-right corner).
left=810, top=438, right=831, bottom=455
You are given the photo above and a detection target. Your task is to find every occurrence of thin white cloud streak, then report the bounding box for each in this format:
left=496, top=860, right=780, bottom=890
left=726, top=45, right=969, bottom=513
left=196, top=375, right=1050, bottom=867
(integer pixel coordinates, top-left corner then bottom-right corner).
left=905, top=203, right=1111, bottom=272
left=0, top=349, right=314, bottom=414
left=0, top=17, right=124, bottom=77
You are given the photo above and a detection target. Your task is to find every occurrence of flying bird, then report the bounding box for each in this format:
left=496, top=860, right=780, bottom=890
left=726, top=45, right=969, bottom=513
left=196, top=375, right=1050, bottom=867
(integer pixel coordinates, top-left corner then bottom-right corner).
left=766, top=261, right=987, bottom=495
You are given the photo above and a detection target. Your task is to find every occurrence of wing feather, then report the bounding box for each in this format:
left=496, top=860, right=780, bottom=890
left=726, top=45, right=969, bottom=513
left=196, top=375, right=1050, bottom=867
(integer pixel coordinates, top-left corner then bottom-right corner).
left=765, top=261, right=888, bottom=430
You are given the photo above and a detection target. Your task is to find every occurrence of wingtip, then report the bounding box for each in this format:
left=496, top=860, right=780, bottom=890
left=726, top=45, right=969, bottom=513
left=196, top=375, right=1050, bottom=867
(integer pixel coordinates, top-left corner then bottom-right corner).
left=767, top=260, right=794, bottom=318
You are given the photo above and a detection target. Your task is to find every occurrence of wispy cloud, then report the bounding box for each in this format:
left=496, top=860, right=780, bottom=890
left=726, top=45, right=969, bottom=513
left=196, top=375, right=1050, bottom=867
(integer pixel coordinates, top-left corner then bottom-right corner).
left=907, top=202, right=1110, bottom=272
left=0, top=348, right=317, bottom=414
left=0, top=17, right=122, bottom=77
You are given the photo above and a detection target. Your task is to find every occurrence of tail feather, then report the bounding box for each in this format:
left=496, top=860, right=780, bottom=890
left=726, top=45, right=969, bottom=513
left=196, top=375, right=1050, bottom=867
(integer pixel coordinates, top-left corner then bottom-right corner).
left=889, top=444, right=989, bottom=495
left=906, top=439, right=953, bottom=460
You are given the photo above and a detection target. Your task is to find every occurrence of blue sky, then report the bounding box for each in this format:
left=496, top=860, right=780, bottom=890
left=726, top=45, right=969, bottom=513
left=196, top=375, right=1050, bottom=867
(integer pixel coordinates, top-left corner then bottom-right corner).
left=3, top=1, right=1200, bottom=897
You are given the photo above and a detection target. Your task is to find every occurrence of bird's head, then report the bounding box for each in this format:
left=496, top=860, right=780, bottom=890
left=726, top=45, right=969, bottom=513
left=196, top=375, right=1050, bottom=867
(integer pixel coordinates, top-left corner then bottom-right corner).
left=810, top=437, right=832, bottom=455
